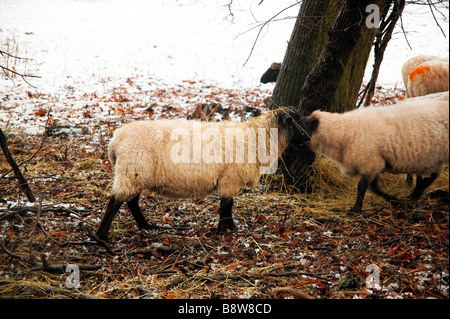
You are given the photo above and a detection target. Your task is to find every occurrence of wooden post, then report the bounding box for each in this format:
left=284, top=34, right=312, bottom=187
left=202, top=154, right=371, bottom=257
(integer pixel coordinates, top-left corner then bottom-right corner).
left=0, top=127, right=36, bottom=202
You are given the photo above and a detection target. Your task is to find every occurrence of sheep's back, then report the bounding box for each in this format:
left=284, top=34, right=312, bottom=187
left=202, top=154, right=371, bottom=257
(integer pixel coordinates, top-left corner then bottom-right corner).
left=311, top=100, right=449, bottom=178
left=407, top=60, right=449, bottom=97
left=401, top=55, right=442, bottom=88
left=368, top=101, right=449, bottom=175
left=108, top=118, right=270, bottom=200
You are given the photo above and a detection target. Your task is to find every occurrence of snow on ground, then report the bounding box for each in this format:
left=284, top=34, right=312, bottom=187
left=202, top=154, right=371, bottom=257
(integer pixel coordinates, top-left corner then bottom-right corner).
left=1, top=0, right=299, bottom=91
left=0, top=0, right=448, bottom=134
left=1, top=0, right=448, bottom=89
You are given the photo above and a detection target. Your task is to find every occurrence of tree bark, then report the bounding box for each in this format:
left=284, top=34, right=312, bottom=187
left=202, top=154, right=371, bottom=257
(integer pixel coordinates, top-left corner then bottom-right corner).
left=298, top=0, right=379, bottom=115
left=271, top=0, right=386, bottom=114
left=272, top=0, right=392, bottom=191
left=270, top=0, right=338, bottom=109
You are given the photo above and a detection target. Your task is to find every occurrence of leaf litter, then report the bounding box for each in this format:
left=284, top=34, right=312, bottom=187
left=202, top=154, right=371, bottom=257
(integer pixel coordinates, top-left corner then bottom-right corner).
left=0, top=76, right=448, bottom=299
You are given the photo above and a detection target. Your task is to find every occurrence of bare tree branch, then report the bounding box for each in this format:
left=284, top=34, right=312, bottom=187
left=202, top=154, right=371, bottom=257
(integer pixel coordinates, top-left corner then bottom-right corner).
left=359, top=0, right=406, bottom=107
left=242, top=1, right=301, bottom=66
left=0, top=49, right=40, bottom=88
left=426, top=0, right=447, bottom=37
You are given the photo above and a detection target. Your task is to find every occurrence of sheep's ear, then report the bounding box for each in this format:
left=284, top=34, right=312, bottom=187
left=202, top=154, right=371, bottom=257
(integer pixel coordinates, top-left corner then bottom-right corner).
left=306, top=117, right=319, bottom=132
left=278, top=112, right=293, bottom=127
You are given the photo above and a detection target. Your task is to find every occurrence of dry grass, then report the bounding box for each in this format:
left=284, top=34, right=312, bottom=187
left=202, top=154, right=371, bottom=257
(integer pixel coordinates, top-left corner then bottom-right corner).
left=1, top=132, right=448, bottom=299
left=0, top=80, right=448, bottom=299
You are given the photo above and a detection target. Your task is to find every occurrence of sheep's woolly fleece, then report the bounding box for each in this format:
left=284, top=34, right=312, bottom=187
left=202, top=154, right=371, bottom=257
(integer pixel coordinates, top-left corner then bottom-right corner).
left=401, top=55, right=449, bottom=98
left=308, top=99, right=449, bottom=181
left=109, top=109, right=288, bottom=202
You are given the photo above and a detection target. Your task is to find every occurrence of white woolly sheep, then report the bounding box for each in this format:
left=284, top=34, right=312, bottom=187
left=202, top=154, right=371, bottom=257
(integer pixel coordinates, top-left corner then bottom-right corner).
left=402, top=55, right=449, bottom=98
left=401, top=56, right=449, bottom=185
left=302, top=99, right=449, bottom=213
left=96, top=108, right=311, bottom=240
left=407, top=91, right=448, bottom=102
left=261, top=62, right=282, bottom=84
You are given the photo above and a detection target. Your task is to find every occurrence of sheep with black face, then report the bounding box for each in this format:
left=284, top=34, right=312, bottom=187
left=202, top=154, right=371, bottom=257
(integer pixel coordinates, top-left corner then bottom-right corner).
left=298, top=99, right=449, bottom=213
left=97, top=107, right=311, bottom=240
left=260, top=62, right=282, bottom=84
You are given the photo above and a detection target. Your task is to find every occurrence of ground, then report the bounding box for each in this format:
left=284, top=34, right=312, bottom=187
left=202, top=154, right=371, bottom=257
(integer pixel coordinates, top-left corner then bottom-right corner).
left=0, top=77, right=448, bottom=299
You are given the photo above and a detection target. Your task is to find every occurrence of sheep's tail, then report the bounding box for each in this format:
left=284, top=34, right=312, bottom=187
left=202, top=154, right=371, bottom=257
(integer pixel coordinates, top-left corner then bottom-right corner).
left=107, top=141, right=117, bottom=167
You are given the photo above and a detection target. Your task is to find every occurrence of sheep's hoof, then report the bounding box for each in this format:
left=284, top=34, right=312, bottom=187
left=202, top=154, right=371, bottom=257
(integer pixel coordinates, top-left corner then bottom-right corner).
left=217, top=219, right=236, bottom=233
left=348, top=206, right=362, bottom=214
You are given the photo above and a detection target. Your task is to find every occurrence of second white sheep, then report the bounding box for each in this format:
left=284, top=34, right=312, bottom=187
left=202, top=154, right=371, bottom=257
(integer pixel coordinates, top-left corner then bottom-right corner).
left=300, top=99, right=449, bottom=213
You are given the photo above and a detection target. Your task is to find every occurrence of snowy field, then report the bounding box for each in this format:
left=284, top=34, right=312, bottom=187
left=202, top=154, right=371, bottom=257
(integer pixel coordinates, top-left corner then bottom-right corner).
left=0, top=0, right=449, bottom=132
left=1, top=0, right=448, bottom=91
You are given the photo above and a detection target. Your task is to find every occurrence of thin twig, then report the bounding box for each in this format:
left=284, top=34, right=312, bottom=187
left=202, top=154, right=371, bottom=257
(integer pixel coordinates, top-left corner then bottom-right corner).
left=1, top=105, right=52, bottom=179
left=242, top=1, right=301, bottom=66
left=1, top=65, right=40, bottom=88
left=87, top=228, right=117, bottom=255
left=426, top=0, right=447, bottom=37
left=0, top=50, right=31, bottom=60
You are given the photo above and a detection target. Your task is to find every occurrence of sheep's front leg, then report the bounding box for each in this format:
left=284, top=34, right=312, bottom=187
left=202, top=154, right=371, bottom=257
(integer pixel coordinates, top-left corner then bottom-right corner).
left=349, top=177, right=369, bottom=213
left=409, top=173, right=438, bottom=200
left=218, top=197, right=236, bottom=232
left=97, top=195, right=124, bottom=240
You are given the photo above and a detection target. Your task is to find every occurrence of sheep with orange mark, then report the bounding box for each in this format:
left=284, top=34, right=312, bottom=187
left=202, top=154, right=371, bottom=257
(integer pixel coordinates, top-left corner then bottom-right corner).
left=401, top=55, right=449, bottom=98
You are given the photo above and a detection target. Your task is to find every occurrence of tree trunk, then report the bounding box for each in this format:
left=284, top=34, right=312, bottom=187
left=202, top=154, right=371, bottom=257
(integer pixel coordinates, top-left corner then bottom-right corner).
left=298, top=0, right=380, bottom=115
left=270, top=0, right=339, bottom=109
left=272, top=0, right=392, bottom=191
left=271, top=0, right=386, bottom=114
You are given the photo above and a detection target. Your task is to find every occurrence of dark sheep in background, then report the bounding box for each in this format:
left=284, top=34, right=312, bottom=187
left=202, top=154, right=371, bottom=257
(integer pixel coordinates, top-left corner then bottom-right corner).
left=260, top=62, right=282, bottom=84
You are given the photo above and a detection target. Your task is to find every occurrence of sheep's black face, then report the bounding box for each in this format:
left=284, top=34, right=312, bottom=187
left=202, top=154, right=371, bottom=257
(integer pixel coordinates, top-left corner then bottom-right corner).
left=260, top=64, right=281, bottom=84
left=277, top=109, right=312, bottom=151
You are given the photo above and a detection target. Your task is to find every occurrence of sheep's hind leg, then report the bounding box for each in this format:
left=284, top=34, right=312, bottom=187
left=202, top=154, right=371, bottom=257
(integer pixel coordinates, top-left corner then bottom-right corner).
left=97, top=195, right=124, bottom=240
left=218, top=197, right=236, bottom=232
left=409, top=173, right=438, bottom=201
left=126, top=194, right=159, bottom=231
left=370, top=176, right=400, bottom=203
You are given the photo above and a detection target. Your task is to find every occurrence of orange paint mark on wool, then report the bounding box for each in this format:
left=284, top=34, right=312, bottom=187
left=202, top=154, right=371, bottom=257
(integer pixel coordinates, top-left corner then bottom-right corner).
left=409, top=65, right=431, bottom=81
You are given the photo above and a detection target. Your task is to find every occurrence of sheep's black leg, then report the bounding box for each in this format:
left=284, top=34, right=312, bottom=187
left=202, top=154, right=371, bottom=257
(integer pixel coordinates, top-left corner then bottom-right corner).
left=97, top=195, right=124, bottom=240
left=349, top=177, right=369, bottom=213
left=409, top=173, right=438, bottom=200
left=218, top=197, right=236, bottom=232
left=126, top=194, right=158, bottom=231
left=416, top=175, right=423, bottom=186
left=370, top=176, right=400, bottom=202
left=405, top=174, right=413, bottom=186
